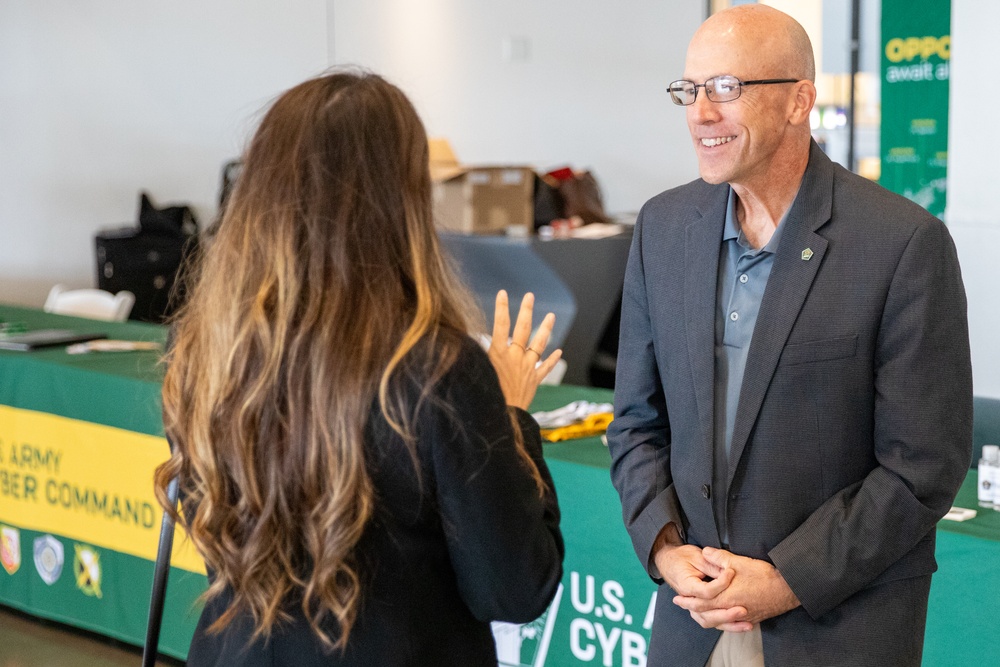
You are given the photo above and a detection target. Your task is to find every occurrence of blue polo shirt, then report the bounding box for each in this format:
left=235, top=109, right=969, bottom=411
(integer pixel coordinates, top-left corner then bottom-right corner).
left=712, top=187, right=790, bottom=544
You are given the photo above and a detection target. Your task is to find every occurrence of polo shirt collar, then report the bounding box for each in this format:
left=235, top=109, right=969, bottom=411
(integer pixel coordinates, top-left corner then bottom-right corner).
left=721, top=186, right=794, bottom=254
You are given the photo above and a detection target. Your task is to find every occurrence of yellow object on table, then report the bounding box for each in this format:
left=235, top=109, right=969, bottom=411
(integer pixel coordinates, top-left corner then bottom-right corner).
left=541, top=412, right=613, bottom=442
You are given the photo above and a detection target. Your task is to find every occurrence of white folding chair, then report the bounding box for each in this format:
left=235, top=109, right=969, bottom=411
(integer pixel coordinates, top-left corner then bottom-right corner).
left=43, top=284, right=135, bottom=322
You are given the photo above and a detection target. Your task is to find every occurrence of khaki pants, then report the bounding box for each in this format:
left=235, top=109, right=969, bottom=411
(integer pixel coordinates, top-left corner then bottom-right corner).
left=706, top=626, right=764, bottom=667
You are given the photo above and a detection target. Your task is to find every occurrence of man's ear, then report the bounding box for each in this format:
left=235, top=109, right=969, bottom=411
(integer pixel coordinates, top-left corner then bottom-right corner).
left=787, top=80, right=817, bottom=126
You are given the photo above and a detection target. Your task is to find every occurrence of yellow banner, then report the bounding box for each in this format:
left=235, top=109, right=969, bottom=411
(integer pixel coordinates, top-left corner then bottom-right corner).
left=0, top=405, right=205, bottom=574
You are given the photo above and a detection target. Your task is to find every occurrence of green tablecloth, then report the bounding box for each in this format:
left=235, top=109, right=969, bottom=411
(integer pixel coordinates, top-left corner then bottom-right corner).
left=0, top=305, right=167, bottom=432
left=1, top=304, right=997, bottom=665
left=0, top=305, right=199, bottom=658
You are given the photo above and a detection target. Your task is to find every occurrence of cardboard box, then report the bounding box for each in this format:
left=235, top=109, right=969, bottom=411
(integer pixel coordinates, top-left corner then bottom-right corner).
left=429, top=138, right=535, bottom=235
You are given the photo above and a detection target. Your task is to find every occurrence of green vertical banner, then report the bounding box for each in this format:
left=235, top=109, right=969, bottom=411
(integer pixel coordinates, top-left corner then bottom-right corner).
left=880, top=0, right=951, bottom=218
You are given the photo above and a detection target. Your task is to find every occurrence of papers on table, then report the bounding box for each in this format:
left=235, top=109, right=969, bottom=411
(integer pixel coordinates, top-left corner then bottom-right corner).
left=65, top=340, right=162, bottom=354
left=533, top=400, right=613, bottom=429
left=0, top=329, right=106, bottom=351
left=533, top=400, right=614, bottom=443
left=943, top=506, right=978, bottom=522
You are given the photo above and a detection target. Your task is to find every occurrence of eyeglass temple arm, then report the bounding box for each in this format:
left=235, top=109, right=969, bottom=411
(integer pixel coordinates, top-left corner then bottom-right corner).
left=740, top=78, right=800, bottom=86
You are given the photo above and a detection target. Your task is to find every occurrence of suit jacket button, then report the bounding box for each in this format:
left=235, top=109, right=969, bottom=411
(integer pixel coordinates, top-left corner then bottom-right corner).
left=701, top=484, right=711, bottom=499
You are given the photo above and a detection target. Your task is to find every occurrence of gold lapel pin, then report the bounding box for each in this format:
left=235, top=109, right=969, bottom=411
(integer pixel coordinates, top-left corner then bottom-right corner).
left=801, top=248, right=814, bottom=261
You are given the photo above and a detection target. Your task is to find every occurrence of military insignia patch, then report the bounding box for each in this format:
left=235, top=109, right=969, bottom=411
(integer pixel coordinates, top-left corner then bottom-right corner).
left=74, top=544, right=102, bottom=598
left=1, top=525, right=21, bottom=575
left=34, top=535, right=64, bottom=585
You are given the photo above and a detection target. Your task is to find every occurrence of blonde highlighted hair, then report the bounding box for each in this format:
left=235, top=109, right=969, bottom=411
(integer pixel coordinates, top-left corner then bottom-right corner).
left=153, top=71, right=507, bottom=649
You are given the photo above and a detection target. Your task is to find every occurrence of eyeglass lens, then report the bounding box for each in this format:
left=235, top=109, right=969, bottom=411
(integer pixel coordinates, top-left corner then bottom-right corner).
left=668, top=75, right=744, bottom=105
left=708, top=76, right=741, bottom=100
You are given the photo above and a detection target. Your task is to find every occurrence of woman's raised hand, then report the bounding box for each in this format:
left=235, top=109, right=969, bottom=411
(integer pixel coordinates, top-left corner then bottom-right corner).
left=487, top=290, right=563, bottom=410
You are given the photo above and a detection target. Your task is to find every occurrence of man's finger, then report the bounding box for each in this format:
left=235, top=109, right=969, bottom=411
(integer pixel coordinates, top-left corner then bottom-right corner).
left=716, top=621, right=756, bottom=633
left=672, top=567, right=733, bottom=600
left=701, top=546, right=735, bottom=569
left=682, top=604, right=748, bottom=629
left=688, top=610, right=714, bottom=630
left=673, top=594, right=721, bottom=614
left=691, top=553, right=727, bottom=580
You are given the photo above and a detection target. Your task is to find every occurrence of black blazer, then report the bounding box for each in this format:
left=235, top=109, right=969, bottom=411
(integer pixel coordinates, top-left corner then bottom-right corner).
left=185, top=336, right=564, bottom=666
left=608, top=143, right=973, bottom=666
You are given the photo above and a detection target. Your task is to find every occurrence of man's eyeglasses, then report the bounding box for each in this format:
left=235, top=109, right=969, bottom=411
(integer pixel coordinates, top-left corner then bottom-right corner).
left=667, top=75, right=799, bottom=106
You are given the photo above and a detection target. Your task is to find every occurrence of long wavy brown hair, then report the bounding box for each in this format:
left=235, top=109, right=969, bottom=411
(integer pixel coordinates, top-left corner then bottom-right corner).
left=153, top=71, right=509, bottom=650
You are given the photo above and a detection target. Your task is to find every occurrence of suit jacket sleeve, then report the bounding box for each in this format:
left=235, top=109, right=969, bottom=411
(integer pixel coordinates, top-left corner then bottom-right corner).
left=768, top=216, right=973, bottom=619
left=607, top=204, right=685, bottom=580
left=429, top=340, right=565, bottom=623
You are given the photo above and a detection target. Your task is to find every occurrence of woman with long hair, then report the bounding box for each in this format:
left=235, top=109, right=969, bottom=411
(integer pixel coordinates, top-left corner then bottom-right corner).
left=154, top=70, right=564, bottom=665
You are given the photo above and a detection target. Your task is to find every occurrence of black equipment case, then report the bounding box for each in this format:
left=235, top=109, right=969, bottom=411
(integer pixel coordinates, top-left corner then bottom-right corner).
left=95, top=193, right=198, bottom=323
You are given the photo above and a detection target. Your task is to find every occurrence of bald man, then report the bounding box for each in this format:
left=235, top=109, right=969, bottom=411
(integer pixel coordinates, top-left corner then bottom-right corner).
left=607, top=5, right=972, bottom=666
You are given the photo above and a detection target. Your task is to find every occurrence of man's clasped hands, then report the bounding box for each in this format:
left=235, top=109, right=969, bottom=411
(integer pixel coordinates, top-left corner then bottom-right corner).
left=652, top=524, right=801, bottom=632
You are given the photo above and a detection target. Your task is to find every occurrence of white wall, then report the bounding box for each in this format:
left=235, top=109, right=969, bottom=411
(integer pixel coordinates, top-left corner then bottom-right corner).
left=0, top=0, right=699, bottom=309
left=2, top=1, right=993, bottom=400
left=328, top=0, right=702, bottom=215
left=947, top=0, right=1000, bottom=399
left=0, top=0, right=329, bottom=306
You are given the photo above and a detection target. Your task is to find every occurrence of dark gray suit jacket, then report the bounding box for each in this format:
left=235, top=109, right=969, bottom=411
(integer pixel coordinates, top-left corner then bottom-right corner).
left=608, top=142, right=973, bottom=666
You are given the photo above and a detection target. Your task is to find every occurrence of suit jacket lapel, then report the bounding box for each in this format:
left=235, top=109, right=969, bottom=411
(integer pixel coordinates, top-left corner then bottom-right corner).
left=726, top=143, right=834, bottom=484
left=685, top=185, right=729, bottom=493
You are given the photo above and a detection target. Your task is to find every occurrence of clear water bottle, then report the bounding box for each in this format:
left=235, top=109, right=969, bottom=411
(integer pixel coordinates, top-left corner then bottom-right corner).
left=978, top=445, right=999, bottom=509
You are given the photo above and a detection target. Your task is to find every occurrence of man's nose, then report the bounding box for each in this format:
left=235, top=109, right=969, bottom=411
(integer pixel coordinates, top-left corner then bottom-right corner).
left=688, top=93, right=720, bottom=124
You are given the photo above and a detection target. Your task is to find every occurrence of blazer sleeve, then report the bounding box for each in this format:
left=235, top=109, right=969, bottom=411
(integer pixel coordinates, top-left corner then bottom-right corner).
left=768, top=216, right=974, bottom=619
left=606, top=205, right=685, bottom=580
left=429, top=340, right=564, bottom=623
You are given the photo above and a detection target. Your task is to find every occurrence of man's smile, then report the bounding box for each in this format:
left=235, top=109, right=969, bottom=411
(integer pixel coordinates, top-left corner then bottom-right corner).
left=700, top=135, right=737, bottom=148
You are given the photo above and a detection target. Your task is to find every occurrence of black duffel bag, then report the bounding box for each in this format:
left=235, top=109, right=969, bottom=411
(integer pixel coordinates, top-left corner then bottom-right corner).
left=95, top=192, right=199, bottom=323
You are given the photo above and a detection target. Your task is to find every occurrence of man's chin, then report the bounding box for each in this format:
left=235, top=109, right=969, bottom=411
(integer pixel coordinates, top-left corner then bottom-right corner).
left=698, top=169, right=729, bottom=185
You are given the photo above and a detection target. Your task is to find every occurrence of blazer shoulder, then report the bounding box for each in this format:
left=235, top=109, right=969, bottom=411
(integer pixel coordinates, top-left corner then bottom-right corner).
left=638, top=177, right=725, bottom=229
left=829, top=162, right=946, bottom=239
left=644, top=177, right=720, bottom=210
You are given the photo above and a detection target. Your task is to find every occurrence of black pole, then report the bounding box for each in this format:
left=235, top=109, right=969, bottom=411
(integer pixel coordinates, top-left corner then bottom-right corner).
left=848, top=0, right=861, bottom=172
left=142, top=472, right=180, bottom=667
